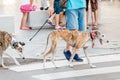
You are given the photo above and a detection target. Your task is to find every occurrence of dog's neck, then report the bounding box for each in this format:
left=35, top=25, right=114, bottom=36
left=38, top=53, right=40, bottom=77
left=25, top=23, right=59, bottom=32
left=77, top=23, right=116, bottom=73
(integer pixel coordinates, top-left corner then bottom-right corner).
left=10, top=38, right=17, bottom=49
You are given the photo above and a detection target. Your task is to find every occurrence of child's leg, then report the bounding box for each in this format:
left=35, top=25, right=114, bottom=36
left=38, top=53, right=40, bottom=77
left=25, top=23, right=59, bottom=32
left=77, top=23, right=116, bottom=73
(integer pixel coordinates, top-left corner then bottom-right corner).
left=47, top=13, right=55, bottom=26
left=20, top=12, right=30, bottom=30
left=55, top=14, right=60, bottom=27
left=48, top=13, right=55, bottom=22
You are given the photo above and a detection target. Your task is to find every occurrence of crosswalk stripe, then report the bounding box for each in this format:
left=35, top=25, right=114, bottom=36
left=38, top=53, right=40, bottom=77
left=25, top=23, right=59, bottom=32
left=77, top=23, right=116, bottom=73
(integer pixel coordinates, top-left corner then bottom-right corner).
left=9, top=54, right=120, bottom=72
left=32, top=65, right=120, bottom=80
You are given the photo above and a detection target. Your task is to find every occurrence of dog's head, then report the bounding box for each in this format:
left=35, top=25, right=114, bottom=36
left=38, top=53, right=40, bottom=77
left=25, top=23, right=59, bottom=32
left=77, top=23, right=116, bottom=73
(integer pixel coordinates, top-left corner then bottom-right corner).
left=11, top=41, right=25, bottom=59
left=90, top=30, right=104, bottom=48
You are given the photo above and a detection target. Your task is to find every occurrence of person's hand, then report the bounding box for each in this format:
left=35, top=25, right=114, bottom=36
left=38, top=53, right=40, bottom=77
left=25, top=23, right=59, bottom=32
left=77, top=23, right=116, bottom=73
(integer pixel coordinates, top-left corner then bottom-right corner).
left=48, top=7, right=54, bottom=16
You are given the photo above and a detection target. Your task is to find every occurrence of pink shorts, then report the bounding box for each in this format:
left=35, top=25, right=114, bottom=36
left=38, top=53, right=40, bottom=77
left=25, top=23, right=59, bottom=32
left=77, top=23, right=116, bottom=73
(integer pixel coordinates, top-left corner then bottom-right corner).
left=20, top=4, right=37, bottom=13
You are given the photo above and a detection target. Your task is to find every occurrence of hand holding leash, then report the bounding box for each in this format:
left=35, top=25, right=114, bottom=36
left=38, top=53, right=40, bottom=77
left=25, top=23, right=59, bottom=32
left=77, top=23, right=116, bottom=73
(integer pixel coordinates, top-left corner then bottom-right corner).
left=29, top=0, right=68, bottom=41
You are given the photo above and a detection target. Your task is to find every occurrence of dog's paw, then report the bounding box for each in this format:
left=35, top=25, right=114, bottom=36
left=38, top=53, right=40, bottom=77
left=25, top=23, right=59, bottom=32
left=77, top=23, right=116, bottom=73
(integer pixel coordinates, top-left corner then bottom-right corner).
left=90, top=64, right=96, bottom=68
left=69, top=64, right=74, bottom=68
left=2, top=65, right=8, bottom=68
left=36, top=53, right=41, bottom=56
left=16, top=63, right=21, bottom=66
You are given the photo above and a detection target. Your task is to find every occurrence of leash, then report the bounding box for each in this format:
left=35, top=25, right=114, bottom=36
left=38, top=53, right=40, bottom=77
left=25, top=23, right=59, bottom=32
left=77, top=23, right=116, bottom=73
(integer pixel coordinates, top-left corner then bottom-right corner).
left=29, top=13, right=55, bottom=41
left=29, top=0, right=68, bottom=41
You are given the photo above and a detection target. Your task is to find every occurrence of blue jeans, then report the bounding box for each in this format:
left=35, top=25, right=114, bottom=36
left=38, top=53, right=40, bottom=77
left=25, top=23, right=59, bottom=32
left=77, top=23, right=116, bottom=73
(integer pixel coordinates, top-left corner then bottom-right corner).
left=65, top=8, right=86, bottom=31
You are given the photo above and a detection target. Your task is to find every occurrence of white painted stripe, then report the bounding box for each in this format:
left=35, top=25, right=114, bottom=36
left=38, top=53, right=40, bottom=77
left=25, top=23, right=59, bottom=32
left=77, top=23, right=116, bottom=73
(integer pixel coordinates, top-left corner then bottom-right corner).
left=9, top=54, right=120, bottom=72
left=32, top=66, right=120, bottom=80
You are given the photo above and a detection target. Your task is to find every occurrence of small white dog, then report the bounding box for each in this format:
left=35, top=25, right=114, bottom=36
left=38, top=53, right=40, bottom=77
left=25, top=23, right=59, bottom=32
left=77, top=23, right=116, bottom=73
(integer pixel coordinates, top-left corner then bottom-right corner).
left=0, top=31, right=25, bottom=68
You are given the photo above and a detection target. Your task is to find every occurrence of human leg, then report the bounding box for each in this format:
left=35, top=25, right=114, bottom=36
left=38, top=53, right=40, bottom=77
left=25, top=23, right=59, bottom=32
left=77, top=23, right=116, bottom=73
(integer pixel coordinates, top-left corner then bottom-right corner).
left=20, top=12, right=31, bottom=30
left=64, top=9, right=83, bottom=61
left=54, top=1, right=63, bottom=30
left=86, top=0, right=89, bottom=27
left=94, top=9, right=98, bottom=26
left=91, top=0, right=98, bottom=26
left=47, top=13, right=55, bottom=27
left=78, top=8, right=86, bottom=31
left=55, top=14, right=60, bottom=28
left=59, top=12, right=64, bottom=25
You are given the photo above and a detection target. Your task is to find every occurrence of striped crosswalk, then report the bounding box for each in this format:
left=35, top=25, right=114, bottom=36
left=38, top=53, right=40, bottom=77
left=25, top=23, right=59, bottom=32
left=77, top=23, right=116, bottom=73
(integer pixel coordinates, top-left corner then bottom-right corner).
left=32, top=66, right=120, bottom=80
left=9, top=54, right=120, bottom=80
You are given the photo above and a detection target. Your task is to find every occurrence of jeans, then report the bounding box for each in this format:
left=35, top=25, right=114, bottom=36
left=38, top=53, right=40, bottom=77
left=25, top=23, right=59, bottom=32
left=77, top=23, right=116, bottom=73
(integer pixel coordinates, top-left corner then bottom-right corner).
left=66, top=8, right=86, bottom=31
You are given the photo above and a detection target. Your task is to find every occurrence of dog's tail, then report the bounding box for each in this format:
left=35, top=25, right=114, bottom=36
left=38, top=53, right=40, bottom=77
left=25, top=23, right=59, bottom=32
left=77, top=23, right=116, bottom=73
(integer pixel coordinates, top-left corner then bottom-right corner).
left=41, top=33, right=51, bottom=55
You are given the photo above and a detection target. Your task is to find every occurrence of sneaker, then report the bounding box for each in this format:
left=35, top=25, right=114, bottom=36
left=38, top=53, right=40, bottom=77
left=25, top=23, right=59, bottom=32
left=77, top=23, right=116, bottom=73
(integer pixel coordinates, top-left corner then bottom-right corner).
left=74, top=54, right=83, bottom=62
left=63, top=50, right=71, bottom=61
left=63, top=50, right=83, bottom=62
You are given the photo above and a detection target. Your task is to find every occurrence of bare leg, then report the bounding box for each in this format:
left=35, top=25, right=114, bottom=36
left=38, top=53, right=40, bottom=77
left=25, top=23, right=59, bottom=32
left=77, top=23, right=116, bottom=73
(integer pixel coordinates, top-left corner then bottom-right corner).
left=20, top=12, right=30, bottom=29
left=66, top=44, right=71, bottom=51
left=55, top=14, right=60, bottom=27
left=48, top=13, right=56, bottom=23
left=59, top=12, right=64, bottom=25
left=94, top=10, right=98, bottom=26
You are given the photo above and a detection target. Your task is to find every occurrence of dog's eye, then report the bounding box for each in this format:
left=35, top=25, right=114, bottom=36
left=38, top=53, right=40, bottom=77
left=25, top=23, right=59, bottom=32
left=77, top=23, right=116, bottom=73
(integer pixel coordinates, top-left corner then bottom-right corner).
left=13, top=42, right=18, bottom=48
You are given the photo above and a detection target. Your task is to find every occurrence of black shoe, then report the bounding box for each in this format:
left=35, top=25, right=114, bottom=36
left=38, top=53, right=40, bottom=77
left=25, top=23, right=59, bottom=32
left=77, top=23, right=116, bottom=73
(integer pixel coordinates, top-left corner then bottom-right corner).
left=74, top=54, right=83, bottom=62
left=40, top=7, right=44, bottom=10
left=45, top=7, right=49, bottom=10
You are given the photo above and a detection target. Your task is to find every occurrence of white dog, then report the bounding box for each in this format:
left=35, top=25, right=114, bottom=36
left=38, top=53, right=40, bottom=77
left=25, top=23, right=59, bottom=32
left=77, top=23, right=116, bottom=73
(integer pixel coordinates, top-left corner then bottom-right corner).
left=0, top=31, right=25, bottom=68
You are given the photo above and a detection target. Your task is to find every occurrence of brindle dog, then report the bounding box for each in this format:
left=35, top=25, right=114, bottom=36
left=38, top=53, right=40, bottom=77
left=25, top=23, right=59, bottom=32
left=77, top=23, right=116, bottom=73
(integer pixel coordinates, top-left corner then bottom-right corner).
left=41, top=30, right=103, bottom=68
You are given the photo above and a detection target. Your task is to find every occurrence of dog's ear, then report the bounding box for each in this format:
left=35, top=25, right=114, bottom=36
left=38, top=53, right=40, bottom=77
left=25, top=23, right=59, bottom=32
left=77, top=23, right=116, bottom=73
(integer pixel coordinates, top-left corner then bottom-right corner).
left=19, top=42, right=25, bottom=46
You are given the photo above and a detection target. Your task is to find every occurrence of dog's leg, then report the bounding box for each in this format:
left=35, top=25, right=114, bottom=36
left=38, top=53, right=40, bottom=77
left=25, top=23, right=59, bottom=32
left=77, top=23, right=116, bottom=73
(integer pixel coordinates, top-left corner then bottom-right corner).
left=43, top=54, right=47, bottom=69
left=51, top=53, right=57, bottom=68
left=4, top=53, right=20, bottom=66
left=83, top=46, right=96, bottom=68
left=69, top=48, right=76, bottom=67
left=0, top=53, right=8, bottom=68
left=43, top=41, right=57, bottom=69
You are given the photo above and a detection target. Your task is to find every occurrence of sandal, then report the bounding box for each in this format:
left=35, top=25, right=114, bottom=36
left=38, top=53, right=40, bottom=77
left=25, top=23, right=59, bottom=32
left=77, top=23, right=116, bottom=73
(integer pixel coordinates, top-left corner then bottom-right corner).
left=62, top=26, right=66, bottom=29
left=55, top=26, right=63, bottom=30
left=47, top=20, right=55, bottom=27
